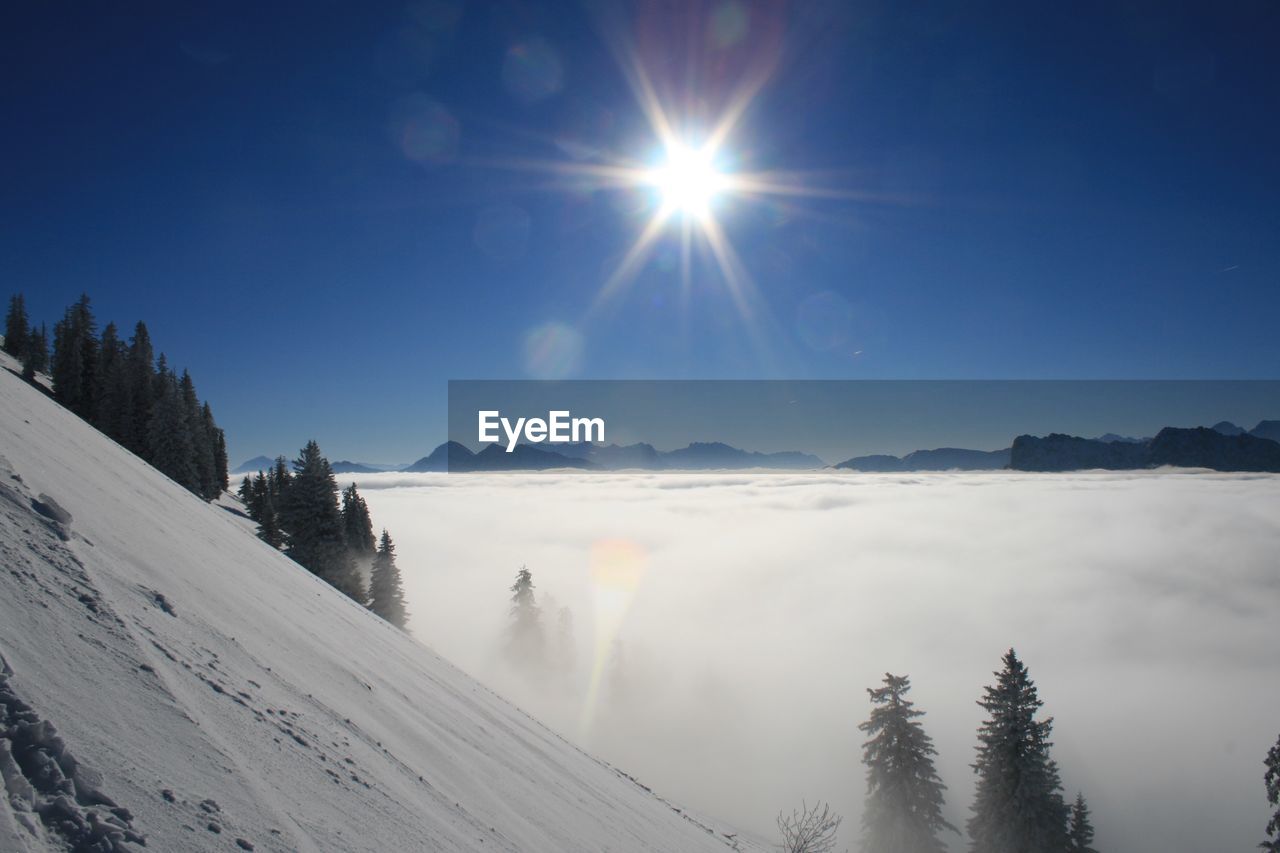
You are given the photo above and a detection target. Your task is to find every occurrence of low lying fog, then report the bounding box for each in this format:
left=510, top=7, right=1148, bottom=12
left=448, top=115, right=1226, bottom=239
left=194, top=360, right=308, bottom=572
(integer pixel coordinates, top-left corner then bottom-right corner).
left=348, top=469, right=1280, bottom=852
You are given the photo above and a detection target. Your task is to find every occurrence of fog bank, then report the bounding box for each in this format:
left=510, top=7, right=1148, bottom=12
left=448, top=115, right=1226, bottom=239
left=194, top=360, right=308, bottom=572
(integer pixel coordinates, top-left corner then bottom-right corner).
left=349, top=469, right=1280, bottom=852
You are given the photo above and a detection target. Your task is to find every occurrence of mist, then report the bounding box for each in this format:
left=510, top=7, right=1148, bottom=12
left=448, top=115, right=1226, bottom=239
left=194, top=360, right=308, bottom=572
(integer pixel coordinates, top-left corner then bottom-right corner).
left=348, top=469, right=1280, bottom=852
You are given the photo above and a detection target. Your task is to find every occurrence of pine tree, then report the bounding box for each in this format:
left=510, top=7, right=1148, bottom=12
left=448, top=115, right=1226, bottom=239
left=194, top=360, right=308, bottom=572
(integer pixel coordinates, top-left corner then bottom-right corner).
left=123, top=322, right=156, bottom=455
left=51, top=294, right=99, bottom=419
left=21, top=323, right=48, bottom=381
left=180, top=370, right=217, bottom=499
left=95, top=321, right=131, bottom=440
left=207, top=405, right=229, bottom=492
left=368, top=529, right=408, bottom=629
left=269, top=456, right=291, bottom=498
left=968, top=649, right=1069, bottom=853
left=1066, top=792, right=1097, bottom=853
left=239, top=475, right=254, bottom=507
left=506, top=566, right=544, bottom=668
left=146, top=370, right=199, bottom=492
left=257, top=499, right=285, bottom=549
left=859, top=673, right=956, bottom=853
left=4, top=293, right=30, bottom=358
left=281, top=440, right=365, bottom=602
left=1264, top=733, right=1280, bottom=853
left=341, top=484, right=376, bottom=554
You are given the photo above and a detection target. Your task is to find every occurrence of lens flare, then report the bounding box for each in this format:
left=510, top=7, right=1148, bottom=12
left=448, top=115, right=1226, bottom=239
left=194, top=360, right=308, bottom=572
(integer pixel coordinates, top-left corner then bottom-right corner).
left=579, top=539, right=647, bottom=739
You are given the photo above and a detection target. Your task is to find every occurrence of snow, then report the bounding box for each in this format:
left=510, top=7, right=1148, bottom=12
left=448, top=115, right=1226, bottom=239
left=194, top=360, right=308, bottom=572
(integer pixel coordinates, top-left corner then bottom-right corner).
left=0, top=353, right=759, bottom=852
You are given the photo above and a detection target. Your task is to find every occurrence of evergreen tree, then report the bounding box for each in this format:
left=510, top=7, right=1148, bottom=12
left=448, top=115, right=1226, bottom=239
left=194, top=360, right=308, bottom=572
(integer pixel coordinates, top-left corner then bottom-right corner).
left=146, top=370, right=199, bottom=492
left=281, top=440, right=365, bottom=601
left=207, top=404, right=229, bottom=492
left=21, top=323, right=48, bottom=381
left=51, top=294, right=99, bottom=419
left=368, top=529, right=408, bottom=629
left=257, top=499, right=285, bottom=549
left=239, top=475, right=254, bottom=507
left=506, top=566, right=544, bottom=667
left=124, top=322, right=156, bottom=454
left=968, top=649, right=1069, bottom=853
left=94, top=321, right=130, bottom=439
left=1066, top=793, right=1097, bottom=853
left=269, top=456, right=291, bottom=498
left=4, top=293, right=30, bottom=358
left=341, top=484, right=376, bottom=553
left=1264, top=733, right=1280, bottom=853
left=179, top=370, right=217, bottom=499
left=859, top=673, right=956, bottom=853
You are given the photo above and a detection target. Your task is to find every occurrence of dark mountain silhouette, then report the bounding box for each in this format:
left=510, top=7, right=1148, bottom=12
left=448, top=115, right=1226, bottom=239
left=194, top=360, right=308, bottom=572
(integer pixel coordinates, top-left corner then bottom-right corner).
left=658, top=441, right=824, bottom=469
left=1010, top=434, right=1150, bottom=471
left=402, top=441, right=593, bottom=472
left=232, top=455, right=274, bottom=474
left=1148, top=426, right=1280, bottom=470
left=1211, top=421, right=1246, bottom=436
left=1012, top=427, right=1280, bottom=472
left=551, top=441, right=663, bottom=468
left=1095, top=433, right=1146, bottom=444
left=331, top=460, right=380, bottom=474
left=469, top=444, right=595, bottom=471
left=1250, top=420, right=1280, bottom=442
left=403, top=441, right=474, bottom=472
left=404, top=440, right=821, bottom=471
left=835, top=447, right=1010, bottom=472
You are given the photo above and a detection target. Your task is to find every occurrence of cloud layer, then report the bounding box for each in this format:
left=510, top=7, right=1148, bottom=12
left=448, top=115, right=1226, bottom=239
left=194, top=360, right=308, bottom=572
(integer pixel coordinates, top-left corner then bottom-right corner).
left=349, top=469, right=1280, bottom=852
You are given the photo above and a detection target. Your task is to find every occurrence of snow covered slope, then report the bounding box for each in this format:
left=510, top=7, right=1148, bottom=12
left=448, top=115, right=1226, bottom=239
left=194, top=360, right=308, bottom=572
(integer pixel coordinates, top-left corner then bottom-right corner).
left=0, top=354, right=754, bottom=852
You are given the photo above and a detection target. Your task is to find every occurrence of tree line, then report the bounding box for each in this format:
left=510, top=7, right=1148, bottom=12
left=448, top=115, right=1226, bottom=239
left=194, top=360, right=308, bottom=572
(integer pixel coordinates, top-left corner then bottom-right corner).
left=770, top=649, right=1098, bottom=853
left=238, top=442, right=408, bottom=630
left=5, top=292, right=229, bottom=501
left=776, top=650, right=1280, bottom=853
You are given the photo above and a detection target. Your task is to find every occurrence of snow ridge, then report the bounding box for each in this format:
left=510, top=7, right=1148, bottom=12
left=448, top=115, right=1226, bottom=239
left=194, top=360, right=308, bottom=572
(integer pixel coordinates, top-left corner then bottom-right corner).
left=0, top=351, right=754, bottom=851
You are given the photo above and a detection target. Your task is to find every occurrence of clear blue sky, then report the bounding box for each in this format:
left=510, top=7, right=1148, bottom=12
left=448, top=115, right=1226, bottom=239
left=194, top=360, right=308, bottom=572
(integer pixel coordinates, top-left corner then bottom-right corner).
left=5, top=2, right=1279, bottom=465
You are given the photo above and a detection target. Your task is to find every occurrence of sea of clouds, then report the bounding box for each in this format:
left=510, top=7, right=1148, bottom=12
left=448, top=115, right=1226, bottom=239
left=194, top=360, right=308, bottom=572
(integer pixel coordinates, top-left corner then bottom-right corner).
left=348, top=468, right=1280, bottom=852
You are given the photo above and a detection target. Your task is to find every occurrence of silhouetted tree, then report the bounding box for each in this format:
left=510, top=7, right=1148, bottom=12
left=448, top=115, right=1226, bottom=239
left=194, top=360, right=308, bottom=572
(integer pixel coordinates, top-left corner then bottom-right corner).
left=21, top=322, right=48, bottom=381
left=859, top=673, right=956, bottom=853
left=368, top=529, right=408, bottom=629
left=147, top=370, right=199, bottom=492
left=51, top=294, right=98, bottom=419
left=1066, top=792, right=1097, bottom=853
left=341, top=484, right=376, bottom=554
left=281, top=440, right=365, bottom=602
left=95, top=321, right=132, bottom=440
left=968, top=649, right=1069, bottom=853
left=204, top=402, right=229, bottom=492
left=123, top=322, right=156, bottom=454
left=778, top=801, right=842, bottom=853
left=4, top=293, right=29, bottom=358
left=1264, top=733, right=1280, bottom=853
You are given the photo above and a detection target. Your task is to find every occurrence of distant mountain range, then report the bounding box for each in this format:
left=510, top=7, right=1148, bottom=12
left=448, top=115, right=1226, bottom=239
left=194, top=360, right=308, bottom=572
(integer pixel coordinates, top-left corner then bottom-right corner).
left=1011, top=421, right=1280, bottom=472
left=402, top=440, right=825, bottom=472
left=233, top=456, right=397, bottom=475
left=239, top=418, right=1280, bottom=476
left=834, top=447, right=1011, bottom=472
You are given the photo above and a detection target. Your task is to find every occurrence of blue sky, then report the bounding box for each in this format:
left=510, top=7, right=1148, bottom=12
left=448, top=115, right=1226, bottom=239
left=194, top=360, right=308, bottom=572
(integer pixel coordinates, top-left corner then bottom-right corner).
left=5, top=2, right=1279, bottom=464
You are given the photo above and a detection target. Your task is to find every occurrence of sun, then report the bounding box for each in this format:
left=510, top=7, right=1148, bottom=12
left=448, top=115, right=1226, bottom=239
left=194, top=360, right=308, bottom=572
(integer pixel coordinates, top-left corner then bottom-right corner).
left=646, top=140, right=728, bottom=221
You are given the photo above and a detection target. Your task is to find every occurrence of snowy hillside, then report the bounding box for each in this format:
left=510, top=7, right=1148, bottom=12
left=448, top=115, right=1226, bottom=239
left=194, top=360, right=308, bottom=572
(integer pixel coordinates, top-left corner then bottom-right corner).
left=0, top=354, right=756, bottom=852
